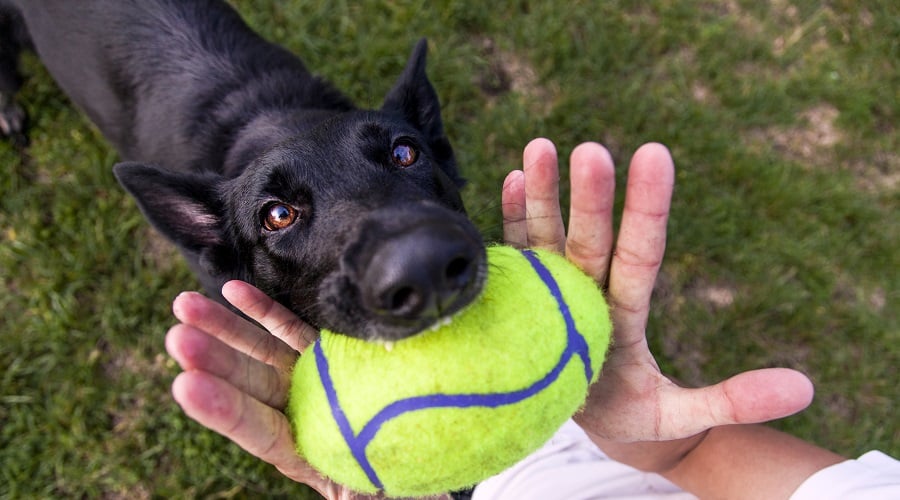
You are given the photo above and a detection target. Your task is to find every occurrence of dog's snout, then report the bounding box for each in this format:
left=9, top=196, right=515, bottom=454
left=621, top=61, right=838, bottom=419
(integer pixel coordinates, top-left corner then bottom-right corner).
left=375, top=252, right=473, bottom=317
left=362, top=228, right=480, bottom=327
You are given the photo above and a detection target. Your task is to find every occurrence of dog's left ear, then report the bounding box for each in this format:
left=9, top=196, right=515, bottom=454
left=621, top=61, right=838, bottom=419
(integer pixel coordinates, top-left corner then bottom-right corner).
left=382, top=38, right=462, bottom=187
left=382, top=38, right=444, bottom=139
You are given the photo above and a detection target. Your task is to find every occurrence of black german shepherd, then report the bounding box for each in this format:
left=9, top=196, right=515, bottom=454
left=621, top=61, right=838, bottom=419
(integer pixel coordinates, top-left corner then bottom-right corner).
left=0, top=0, right=486, bottom=341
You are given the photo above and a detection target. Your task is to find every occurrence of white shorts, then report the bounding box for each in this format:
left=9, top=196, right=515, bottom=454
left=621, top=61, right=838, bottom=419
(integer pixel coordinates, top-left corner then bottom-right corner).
left=472, top=420, right=900, bottom=500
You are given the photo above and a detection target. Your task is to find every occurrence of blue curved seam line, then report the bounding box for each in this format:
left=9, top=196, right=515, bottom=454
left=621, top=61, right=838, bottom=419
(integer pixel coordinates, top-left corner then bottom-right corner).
left=314, top=341, right=382, bottom=486
left=520, top=249, right=594, bottom=381
left=315, top=248, right=593, bottom=491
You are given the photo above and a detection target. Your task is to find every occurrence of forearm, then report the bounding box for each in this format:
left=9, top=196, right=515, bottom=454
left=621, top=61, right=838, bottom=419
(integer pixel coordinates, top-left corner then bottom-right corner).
left=661, top=424, right=844, bottom=500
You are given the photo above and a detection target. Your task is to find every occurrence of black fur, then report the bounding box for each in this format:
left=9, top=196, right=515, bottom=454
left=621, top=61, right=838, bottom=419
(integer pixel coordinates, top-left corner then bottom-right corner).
left=2, top=0, right=486, bottom=341
left=0, top=1, right=29, bottom=146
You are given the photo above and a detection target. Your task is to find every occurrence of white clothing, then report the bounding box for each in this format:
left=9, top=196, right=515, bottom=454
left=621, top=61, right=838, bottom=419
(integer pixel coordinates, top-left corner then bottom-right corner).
left=472, top=420, right=900, bottom=500
left=473, top=420, right=696, bottom=499
left=790, top=450, right=900, bottom=500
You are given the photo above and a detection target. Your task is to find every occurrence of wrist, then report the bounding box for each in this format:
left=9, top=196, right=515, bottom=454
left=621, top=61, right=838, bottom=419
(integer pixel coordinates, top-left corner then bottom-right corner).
left=581, top=428, right=710, bottom=474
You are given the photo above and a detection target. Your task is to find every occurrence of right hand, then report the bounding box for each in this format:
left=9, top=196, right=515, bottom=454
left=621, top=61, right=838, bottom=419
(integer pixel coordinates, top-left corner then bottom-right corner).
left=167, top=282, right=449, bottom=499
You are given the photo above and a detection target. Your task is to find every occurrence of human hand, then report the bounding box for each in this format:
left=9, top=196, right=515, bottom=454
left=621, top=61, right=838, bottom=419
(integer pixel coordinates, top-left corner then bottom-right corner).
left=166, top=283, right=450, bottom=499
left=501, top=138, right=816, bottom=472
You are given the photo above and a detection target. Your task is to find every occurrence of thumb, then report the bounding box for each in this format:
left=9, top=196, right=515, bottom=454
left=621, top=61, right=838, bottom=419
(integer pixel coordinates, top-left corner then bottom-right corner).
left=666, top=368, right=814, bottom=438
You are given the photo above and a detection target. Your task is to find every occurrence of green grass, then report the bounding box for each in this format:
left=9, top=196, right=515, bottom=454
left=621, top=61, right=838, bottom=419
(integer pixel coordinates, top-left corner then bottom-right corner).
left=2, top=1, right=897, bottom=497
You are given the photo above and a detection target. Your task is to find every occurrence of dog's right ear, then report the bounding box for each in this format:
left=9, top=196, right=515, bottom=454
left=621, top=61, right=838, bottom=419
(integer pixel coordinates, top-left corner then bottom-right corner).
left=113, top=162, right=225, bottom=253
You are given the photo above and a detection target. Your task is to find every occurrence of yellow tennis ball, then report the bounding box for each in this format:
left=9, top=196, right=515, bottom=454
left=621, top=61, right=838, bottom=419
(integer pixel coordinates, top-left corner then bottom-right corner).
left=287, top=245, right=611, bottom=497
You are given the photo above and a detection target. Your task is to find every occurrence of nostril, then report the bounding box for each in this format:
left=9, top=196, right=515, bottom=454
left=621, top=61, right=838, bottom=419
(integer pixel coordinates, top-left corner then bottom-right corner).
left=360, top=228, right=484, bottom=327
left=387, top=286, right=418, bottom=311
left=445, top=256, right=471, bottom=284
left=383, top=285, right=421, bottom=314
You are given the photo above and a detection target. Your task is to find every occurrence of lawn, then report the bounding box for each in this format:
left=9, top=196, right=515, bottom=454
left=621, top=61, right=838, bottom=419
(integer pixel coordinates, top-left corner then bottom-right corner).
left=1, top=1, right=897, bottom=498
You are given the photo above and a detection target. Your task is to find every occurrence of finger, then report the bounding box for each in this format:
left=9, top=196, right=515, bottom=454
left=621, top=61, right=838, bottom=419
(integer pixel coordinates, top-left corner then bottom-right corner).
left=502, top=169, right=527, bottom=248
left=565, top=142, right=616, bottom=283
left=171, top=371, right=331, bottom=490
left=522, top=138, right=566, bottom=252
left=608, top=143, right=674, bottom=344
left=661, top=368, right=815, bottom=439
left=172, top=291, right=298, bottom=370
left=166, top=324, right=291, bottom=409
left=221, top=280, right=320, bottom=353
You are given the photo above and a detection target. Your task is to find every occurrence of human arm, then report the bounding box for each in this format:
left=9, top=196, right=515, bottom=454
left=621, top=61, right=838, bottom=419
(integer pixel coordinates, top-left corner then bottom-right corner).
left=663, top=424, right=844, bottom=499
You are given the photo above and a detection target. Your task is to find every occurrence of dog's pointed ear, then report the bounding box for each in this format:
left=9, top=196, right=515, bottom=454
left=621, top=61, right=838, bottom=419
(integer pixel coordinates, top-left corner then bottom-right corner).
left=382, top=38, right=443, bottom=138
left=382, top=38, right=463, bottom=187
left=113, top=162, right=225, bottom=252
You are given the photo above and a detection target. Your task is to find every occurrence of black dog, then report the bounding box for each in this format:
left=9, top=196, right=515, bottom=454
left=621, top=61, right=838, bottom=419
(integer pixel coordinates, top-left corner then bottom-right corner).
left=0, top=0, right=486, bottom=341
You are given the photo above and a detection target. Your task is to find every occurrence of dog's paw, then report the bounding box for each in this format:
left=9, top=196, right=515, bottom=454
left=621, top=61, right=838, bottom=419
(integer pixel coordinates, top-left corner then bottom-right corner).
left=0, top=93, right=28, bottom=147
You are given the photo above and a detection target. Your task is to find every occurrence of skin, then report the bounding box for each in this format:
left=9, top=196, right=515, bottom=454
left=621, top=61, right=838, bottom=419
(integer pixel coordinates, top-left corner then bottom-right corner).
left=166, top=139, right=843, bottom=499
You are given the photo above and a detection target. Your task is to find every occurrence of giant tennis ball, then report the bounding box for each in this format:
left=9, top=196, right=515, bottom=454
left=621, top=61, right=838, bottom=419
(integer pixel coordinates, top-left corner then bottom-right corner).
left=287, top=245, right=611, bottom=497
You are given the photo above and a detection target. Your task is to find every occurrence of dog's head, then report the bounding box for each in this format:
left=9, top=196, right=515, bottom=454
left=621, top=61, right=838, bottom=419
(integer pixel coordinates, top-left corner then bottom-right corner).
left=114, top=40, right=486, bottom=341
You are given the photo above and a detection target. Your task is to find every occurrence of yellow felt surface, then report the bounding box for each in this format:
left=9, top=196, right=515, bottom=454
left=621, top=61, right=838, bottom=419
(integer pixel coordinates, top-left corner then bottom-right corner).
left=288, top=246, right=611, bottom=496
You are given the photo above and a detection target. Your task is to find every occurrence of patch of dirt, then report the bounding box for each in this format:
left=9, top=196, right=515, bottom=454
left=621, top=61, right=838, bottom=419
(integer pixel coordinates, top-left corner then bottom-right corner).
left=745, top=103, right=843, bottom=164
left=834, top=273, right=890, bottom=314
left=103, top=485, right=152, bottom=500
left=691, top=82, right=718, bottom=105
left=867, top=287, right=887, bottom=312
left=692, top=284, right=737, bottom=308
left=770, top=0, right=801, bottom=23
left=475, top=37, right=559, bottom=117
left=772, top=4, right=835, bottom=58
left=848, top=151, right=900, bottom=193
left=792, top=104, right=842, bottom=156
left=858, top=8, right=875, bottom=28
left=774, top=24, right=831, bottom=58
left=714, top=0, right=765, bottom=37
left=745, top=103, right=898, bottom=193
left=647, top=46, right=717, bottom=107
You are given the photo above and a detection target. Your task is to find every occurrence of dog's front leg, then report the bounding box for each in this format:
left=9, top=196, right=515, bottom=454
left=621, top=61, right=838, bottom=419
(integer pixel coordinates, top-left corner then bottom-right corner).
left=0, top=2, right=29, bottom=146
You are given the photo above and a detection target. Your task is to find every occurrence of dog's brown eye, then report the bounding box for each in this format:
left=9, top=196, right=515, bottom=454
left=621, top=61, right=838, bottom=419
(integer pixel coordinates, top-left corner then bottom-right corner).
left=263, top=203, right=299, bottom=231
left=391, top=141, right=418, bottom=167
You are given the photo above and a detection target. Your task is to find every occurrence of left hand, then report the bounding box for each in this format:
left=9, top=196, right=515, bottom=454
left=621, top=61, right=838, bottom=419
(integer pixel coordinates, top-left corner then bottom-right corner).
left=502, top=138, right=815, bottom=472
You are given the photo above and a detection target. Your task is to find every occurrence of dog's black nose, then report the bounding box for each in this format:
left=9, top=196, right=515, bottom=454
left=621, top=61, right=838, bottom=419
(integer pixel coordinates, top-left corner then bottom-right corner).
left=362, top=228, right=480, bottom=325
